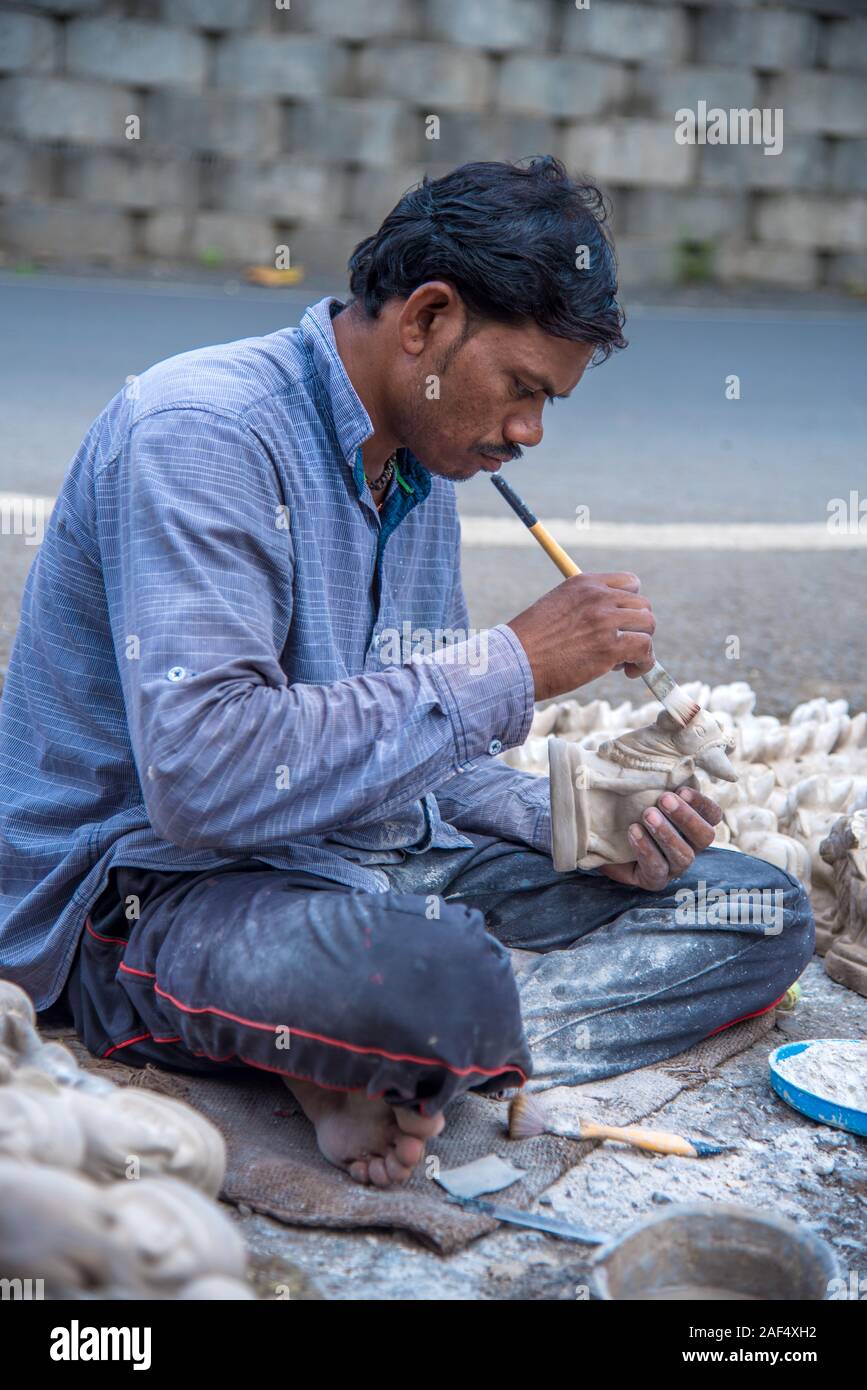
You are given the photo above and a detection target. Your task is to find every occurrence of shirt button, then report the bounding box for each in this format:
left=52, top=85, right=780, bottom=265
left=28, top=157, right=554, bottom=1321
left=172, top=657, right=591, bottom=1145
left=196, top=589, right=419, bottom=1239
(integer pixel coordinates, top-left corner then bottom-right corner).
left=167, top=666, right=186, bottom=682
left=488, top=739, right=503, bottom=756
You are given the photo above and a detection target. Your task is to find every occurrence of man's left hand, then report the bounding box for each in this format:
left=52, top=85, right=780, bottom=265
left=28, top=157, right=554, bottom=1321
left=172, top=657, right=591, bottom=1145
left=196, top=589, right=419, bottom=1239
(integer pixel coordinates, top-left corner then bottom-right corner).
left=600, top=787, right=723, bottom=892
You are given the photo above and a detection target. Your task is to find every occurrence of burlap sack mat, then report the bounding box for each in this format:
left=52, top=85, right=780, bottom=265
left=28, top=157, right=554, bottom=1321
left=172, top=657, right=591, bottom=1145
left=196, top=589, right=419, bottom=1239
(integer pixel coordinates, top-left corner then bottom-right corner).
left=50, top=1009, right=776, bottom=1255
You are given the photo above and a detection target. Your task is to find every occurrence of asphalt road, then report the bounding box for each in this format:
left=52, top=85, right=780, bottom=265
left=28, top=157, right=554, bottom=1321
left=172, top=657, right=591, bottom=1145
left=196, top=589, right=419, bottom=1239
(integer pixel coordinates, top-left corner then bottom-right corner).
left=1, top=271, right=865, bottom=714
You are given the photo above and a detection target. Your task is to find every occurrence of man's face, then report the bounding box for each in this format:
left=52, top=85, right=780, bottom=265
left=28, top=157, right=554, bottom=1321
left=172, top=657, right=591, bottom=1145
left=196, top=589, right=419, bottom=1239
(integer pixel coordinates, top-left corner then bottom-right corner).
left=385, top=285, right=596, bottom=481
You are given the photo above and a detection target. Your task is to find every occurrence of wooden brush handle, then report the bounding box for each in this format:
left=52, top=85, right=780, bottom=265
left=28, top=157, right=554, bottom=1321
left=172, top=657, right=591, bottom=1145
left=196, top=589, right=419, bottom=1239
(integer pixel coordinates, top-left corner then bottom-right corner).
left=528, top=521, right=582, bottom=579
left=580, top=1121, right=698, bottom=1158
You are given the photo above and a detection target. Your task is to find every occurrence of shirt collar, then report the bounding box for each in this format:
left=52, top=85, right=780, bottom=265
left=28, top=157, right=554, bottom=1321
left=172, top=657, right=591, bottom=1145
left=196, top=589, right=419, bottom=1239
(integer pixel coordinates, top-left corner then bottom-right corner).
left=297, top=296, right=431, bottom=508
left=298, top=296, right=372, bottom=468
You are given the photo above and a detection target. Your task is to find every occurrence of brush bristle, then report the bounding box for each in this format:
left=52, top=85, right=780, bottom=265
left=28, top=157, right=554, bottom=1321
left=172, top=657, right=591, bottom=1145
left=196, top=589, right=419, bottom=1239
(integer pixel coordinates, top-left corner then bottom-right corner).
left=508, top=1091, right=550, bottom=1140
left=661, top=686, right=701, bottom=728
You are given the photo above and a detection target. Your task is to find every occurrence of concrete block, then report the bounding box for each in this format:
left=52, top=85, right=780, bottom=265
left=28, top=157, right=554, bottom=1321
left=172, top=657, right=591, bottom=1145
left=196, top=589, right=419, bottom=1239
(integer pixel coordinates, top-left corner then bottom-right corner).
left=633, top=67, right=761, bottom=120
left=357, top=43, right=493, bottom=110
left=412, top=111, right=559, bottom=165
left=767, top=73, right=867, bottom=137
left=141, top=210, right=191, bottom=259
left=277, top=220, right=370, bottom=280
left=296, top=0, right=422, bottom=40
left=215, top=34, right=350, bottom=99
left=563, top=119, right=697, bottom=188
left=427, top=0, right=553, bottom=51
left=19, top=0, right=101, bottom=12
left=0, top=12, right=58, bottom=74
left=830, top=140, right=867, bottom=195
left=612, top=237, right=678, bottom=288
left=562, top=2, right=688, bottom=64
left=67, top=18, right=207, bottom=89
left=625, top=188, right=750, bottom=241
left=213, top=160, right=345, bottom=225
left=497, top=55, right=629, bottom=120
left=0, top=141, right=52, bottom=201
left=638, top=0, right=758, bottom=7
left=147, top=91, right=281, bottom=159
left=0, top=77, right=137, bottom=148
left=781, top=0, right=867, bottom=15
left=0, top=201, right=133, bottom=262
left=60, top=151, right=191, bottom=211
left=757, top=193, right=867, bottom=250
left=158, top=0, right=259, bottom=29
left=826, top=251, right=867, bottom=293
left=192, top=212, right=277, bottom=264
left=284, top=100, right=417, bottom=168
left=826, top=19, right=867, bottom=70
left=716, top=241, right=818, bottom=288
left=347, top=166, right=437, bottom=223
left=696, top=9, right=819, bottom=71
left=698, top=135, right=827, bottom=192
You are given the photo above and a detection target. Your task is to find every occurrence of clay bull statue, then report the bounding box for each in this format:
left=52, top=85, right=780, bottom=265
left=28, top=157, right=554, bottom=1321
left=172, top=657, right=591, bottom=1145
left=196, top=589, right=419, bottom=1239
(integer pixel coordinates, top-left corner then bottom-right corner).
left=549, top=709, right=739, bottom=871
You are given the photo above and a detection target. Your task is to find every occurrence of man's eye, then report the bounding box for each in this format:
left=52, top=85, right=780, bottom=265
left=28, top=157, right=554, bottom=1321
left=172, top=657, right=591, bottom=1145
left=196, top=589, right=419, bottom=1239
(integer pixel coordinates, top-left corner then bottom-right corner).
left=513, top=380, right=559, bottom=403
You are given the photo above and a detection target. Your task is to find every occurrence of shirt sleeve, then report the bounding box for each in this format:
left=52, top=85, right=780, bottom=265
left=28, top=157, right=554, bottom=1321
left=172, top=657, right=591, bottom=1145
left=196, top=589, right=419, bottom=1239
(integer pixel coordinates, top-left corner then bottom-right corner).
left=102, top=408, right=537, bottom=853
left=432, top=507, right=553, bottom=856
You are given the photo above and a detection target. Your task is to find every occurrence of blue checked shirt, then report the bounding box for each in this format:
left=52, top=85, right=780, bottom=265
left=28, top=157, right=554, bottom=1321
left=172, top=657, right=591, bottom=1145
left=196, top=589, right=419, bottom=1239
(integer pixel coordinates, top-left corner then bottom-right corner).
left=0, top=295, right=552, bottom=1010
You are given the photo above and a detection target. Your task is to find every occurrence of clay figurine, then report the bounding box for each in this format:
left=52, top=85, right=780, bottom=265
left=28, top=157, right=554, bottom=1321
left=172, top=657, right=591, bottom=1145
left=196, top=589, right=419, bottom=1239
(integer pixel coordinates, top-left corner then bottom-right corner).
left=549, top=708, right=738, bottom=871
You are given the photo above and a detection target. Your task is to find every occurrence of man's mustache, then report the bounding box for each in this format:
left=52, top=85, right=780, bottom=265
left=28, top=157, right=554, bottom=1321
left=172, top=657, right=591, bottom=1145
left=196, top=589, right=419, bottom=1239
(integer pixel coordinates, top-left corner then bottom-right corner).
left=473, top=444, right=524, bottom=462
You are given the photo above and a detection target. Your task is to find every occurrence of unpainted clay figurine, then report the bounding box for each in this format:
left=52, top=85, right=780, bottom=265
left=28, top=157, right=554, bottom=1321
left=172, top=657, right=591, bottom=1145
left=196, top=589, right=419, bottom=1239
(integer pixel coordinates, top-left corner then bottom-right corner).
left=821, top=811, right=867, bottom=993
left=67, top=1087, right=226, bottom=1195
left=0, top=1157, right=133, bottom=1298
left=0, top=1078, right=86, bottom=1170
left=111, top=1175, right=247, bottom=1291
left=0, top=980, right=250, bottom=1300
left=549, top=708, right=738, bottom=871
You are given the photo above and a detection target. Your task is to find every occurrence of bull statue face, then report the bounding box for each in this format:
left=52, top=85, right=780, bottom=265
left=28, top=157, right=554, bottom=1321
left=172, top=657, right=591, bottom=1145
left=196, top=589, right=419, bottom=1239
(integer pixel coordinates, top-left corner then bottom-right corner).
left=669, top=710, right=738, bottom=783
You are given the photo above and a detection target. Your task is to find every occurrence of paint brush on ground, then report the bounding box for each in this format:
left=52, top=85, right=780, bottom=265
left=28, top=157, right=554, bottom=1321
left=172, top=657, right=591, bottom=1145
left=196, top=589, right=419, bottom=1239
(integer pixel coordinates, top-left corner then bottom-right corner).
left=490, top=473, right=700, bottom=729
left=509, top=1092, right=734, bottom=1158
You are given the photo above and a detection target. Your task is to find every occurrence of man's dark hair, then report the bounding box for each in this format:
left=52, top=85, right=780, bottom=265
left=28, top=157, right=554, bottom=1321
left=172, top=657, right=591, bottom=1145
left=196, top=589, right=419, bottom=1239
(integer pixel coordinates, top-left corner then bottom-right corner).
left=347, top=156, right=626, bottom=364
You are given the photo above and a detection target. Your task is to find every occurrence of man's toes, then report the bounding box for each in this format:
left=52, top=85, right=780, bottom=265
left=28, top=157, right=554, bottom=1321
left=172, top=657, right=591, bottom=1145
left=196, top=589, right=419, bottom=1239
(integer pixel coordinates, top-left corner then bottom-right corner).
left=384, top=1150, right=413, bottom=1185
left=347, top=1160, right=370, bottom=1185
left=394, top=1107, right=445, bottom=1140
left=367, top=1156, right=392, bottom=1188
left=392, top=1132, right=425, bottom=1169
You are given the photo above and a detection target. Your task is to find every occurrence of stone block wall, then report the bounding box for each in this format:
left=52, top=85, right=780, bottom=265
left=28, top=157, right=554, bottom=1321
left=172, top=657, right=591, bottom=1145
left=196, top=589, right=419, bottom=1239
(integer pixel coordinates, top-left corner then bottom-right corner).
left=1, top=0, right=866, bottom=290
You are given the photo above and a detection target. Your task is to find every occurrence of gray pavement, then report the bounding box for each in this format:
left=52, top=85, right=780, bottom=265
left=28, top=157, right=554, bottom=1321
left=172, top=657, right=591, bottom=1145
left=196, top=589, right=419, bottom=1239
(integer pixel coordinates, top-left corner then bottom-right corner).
left=1, top=272, right=865, bottom=714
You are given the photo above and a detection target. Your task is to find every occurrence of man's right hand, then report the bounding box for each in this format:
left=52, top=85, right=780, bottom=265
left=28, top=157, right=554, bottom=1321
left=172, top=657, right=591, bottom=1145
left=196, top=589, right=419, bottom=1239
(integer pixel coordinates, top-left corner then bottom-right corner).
left=506, top=572, right=657, bottom=702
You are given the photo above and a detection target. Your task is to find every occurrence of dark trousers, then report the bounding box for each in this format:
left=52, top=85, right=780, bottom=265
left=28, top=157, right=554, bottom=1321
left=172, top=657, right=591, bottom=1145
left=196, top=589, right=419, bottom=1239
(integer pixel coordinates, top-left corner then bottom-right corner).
left=63, top=838, right=815, bottom=1113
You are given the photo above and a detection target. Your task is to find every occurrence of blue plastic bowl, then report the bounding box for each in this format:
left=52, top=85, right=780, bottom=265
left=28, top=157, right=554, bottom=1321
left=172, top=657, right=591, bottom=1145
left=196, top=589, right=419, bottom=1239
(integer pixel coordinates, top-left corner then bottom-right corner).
left=768, top=1038, right=867, bottom=1139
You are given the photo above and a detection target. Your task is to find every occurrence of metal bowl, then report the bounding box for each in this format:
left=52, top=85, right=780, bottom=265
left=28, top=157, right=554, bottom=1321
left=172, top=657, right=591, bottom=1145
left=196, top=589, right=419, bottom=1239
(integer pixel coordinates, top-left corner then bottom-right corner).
left=591, top=1202, right=840, bottom=1301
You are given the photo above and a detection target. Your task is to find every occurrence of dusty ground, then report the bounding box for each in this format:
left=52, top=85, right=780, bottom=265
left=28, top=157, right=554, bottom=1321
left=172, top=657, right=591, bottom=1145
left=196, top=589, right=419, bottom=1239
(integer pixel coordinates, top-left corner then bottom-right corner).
left=235, top=959, right=867, bottom=1300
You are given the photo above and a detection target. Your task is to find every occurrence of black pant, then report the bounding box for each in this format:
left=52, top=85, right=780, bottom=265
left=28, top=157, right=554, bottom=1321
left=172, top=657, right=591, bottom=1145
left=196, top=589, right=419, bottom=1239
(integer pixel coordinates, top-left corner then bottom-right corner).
left=63, top=838, right=815, bottom=1110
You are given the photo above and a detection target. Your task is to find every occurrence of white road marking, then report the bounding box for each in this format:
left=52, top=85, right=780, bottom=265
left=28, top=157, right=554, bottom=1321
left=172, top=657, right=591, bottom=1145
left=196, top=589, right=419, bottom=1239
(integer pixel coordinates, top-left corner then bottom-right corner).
left=0, top=496, right=863, bottom=551
left=460, top=518, right=867, bottom=550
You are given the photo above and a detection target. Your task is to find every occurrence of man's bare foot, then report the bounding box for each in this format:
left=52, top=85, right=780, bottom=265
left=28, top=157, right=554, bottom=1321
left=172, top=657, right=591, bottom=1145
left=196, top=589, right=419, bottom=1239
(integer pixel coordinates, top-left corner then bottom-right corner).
left=285, top=1077, right=445, bottom=1188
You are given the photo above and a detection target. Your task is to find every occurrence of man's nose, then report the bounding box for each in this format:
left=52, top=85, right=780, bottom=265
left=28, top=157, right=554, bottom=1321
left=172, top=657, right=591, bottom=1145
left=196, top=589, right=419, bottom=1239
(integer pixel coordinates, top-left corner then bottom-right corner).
left=504, top=411, right=544, bottom=449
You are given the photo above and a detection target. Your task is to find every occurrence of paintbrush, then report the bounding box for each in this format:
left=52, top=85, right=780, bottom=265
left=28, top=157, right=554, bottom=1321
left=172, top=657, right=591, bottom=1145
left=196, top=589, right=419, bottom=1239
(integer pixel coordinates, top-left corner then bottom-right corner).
left=509, top=1092, right=733, bottom=1159
left=490, top=474, right=699, bottom=728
